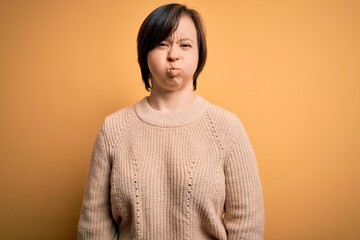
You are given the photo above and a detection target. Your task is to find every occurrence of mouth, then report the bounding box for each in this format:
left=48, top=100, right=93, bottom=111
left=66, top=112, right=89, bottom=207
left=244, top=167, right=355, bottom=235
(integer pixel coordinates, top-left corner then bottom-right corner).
left=167, top=68, right=181, bottom=75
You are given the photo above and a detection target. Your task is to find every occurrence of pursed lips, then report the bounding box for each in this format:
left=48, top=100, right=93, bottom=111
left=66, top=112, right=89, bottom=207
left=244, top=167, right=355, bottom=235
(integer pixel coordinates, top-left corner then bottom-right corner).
left=167, top=67, right=181, bottom=75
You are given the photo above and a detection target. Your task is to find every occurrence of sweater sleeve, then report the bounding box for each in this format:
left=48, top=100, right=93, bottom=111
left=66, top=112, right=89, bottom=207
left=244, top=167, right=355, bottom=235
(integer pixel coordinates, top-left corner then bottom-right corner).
left=78, top=127, right=119, bottom=240
left=223, top=123, right=264, bottom=240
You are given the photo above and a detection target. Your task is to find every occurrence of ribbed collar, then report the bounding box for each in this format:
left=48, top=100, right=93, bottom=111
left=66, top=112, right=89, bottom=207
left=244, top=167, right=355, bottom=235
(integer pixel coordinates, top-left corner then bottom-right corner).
left=134, top=95, right=209, bottom=127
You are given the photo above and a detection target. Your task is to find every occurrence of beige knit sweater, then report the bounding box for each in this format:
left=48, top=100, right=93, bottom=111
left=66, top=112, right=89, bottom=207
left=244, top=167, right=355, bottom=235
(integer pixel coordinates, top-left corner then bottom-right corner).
left=78, top=95, right=264, bottom=240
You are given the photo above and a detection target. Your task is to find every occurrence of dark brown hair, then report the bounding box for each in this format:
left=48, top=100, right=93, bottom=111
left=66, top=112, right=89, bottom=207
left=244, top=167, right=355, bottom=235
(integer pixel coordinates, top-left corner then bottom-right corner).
left=137, top=3, right=207, bottom=91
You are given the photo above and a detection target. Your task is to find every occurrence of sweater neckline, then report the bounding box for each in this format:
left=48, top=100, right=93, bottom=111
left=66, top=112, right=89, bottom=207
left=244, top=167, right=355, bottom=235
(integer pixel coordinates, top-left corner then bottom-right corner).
left=134, top=95, right=209, bottom=127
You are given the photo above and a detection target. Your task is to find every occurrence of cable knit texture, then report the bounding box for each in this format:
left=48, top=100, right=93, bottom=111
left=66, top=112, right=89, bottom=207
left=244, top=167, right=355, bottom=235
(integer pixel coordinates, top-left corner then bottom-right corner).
left=78, top=95, right=264, bottom=240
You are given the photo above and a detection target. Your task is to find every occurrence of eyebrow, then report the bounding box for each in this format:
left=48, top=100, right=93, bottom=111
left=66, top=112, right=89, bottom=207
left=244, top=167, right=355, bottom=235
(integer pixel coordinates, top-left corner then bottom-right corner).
left=165, top=37, right=194, bottom=43
left=178, top=38, right=194, bottom=43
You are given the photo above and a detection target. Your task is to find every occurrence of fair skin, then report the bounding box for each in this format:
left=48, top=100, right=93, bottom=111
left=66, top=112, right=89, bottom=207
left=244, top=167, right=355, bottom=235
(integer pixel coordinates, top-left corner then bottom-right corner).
left=147, top=15, right=199, bottom=112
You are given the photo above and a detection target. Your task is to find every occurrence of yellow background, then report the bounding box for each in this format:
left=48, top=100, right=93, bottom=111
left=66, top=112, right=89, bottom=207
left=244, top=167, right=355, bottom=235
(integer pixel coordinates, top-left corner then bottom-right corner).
left=1, top=0, right=359, bottom=239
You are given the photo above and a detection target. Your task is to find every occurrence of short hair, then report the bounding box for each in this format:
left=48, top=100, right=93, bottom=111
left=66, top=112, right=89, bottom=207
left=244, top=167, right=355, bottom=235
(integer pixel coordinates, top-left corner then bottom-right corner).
left=137, top=3, right=207, bottom=91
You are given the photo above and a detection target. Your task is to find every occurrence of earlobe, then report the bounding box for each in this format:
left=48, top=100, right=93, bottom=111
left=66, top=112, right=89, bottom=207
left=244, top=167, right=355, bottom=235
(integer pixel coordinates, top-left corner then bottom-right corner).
left=148, top=73, right=153, bottom=90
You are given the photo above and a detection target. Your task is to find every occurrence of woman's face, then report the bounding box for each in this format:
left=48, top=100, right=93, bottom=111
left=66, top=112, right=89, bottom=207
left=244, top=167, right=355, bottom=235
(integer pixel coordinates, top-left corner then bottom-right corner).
left=147, top=15, right=199, bottom=93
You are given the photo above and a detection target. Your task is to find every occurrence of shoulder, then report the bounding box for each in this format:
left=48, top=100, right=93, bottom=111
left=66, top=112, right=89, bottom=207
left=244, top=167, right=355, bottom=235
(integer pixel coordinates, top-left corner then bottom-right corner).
left=203, top=99, right=242, bottom=129
left=202, top=98, right=252, bottom=146
left=103, top=106, right=134, bottom=129
left=97, top=104, right=137, bottom=147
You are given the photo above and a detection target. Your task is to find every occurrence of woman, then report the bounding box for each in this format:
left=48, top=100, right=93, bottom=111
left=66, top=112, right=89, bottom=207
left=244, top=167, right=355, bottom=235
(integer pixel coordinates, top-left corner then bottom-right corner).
left=78, top=3, right=264, bottom=240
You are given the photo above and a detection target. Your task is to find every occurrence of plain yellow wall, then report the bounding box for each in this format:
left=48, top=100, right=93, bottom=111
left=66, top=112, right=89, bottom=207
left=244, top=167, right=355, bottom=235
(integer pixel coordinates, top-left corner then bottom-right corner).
left=1, top=0, right=359, bottom=239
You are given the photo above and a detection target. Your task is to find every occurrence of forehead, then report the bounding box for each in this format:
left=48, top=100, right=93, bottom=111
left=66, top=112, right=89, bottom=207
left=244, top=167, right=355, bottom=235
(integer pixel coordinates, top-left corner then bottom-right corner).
left=169, top=15, right=197, bottom=41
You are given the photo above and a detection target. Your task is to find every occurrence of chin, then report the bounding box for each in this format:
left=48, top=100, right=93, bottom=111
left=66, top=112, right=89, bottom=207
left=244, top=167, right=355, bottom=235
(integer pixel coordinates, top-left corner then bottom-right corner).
left=154, top=76, right=193, bottom=92
left=164, top=77, right=183, bottom=88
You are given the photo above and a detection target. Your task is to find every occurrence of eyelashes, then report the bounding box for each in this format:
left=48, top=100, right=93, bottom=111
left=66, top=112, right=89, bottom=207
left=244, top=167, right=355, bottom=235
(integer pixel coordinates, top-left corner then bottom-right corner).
left=156, top=41, right=192, bottom=48
left=157, top=42, right=169, bottom=47
left=180, top=43, right=191, bottom=48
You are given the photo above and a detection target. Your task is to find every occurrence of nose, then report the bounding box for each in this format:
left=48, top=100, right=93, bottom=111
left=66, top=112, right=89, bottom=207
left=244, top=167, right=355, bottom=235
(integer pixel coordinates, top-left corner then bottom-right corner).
left=167, top=46, right=180, bottom=62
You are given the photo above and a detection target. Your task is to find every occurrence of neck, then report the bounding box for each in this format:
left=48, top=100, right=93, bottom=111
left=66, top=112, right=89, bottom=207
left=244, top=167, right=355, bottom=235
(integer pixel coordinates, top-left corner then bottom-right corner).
left=147, top=87, right=196, bottom=112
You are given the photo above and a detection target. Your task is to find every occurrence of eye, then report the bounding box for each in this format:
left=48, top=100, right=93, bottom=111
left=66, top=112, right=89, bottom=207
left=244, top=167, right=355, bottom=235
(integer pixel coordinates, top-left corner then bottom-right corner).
left=180, top=43, right=192, bottom=48
left=157, top=42, right=169, bottom=47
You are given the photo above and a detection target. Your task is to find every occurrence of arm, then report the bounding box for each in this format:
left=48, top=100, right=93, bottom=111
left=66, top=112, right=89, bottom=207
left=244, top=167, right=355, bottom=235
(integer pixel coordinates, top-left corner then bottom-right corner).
left=78, top=127, right=118, bottom=240
left=224, top=123, right=264, bottom=240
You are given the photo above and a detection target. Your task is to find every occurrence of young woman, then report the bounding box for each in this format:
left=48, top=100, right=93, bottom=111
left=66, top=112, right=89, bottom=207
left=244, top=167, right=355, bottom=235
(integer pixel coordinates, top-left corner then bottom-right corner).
left=78, top=3, right=264, bottom=239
